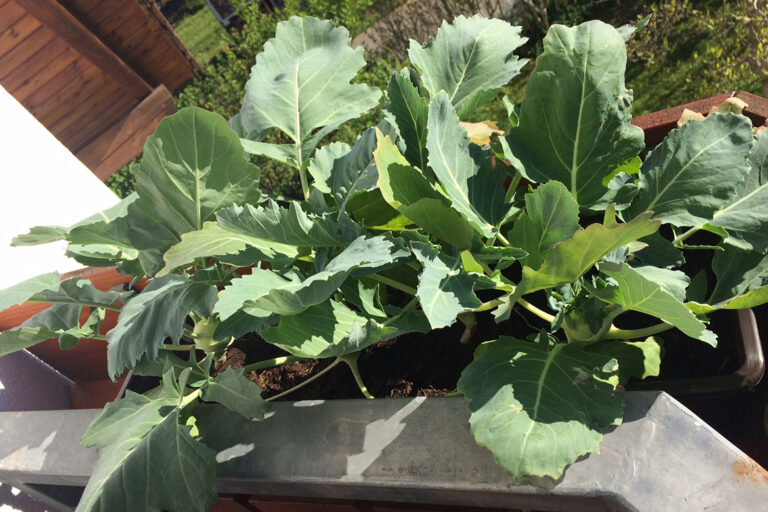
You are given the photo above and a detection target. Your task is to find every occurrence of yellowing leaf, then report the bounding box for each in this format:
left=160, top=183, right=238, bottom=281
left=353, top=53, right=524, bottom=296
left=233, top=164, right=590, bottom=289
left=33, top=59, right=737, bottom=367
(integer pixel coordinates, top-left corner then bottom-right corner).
left=459, top=120, right=504, bottom=146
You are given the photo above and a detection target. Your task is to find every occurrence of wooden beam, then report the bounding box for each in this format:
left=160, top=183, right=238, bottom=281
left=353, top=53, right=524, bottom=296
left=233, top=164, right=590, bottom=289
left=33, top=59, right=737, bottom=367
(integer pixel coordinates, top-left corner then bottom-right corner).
left=13, top=0, right=152, bottom=101
left=75, top=85, right=176, bottom=180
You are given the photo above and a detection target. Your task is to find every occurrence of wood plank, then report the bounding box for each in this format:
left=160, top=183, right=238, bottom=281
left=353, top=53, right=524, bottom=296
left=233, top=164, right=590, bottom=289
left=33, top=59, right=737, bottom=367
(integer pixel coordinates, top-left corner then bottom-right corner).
left=77, top=85, right=176, bottom=179
left=0, top=1, right=26, bottom=35
left=0, top=12, right=41, bottom=56
left=736, top=90, right=768, bottom=124
left=0, top=24, right=57, bottom=80
left=17, top=56, right=97, bottom=113
left=69, top=377, right=126, bottom=409
left=14, top=0, right=151, bottom=100
left=58, top=90, right=136, bottom=151
left=6, top=45, right=77, bottom=104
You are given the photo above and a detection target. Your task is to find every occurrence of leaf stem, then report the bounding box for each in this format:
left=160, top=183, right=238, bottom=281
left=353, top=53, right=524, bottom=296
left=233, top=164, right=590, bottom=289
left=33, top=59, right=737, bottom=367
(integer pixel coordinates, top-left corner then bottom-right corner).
left=603, top=322, right=674, bottom=340
left=496, top=232, right=511, bottom=246
left=265, top=358, right=343, bottom=402
left=26, top=299, right=122, bottom=311
left=673, top=226, right=701, bottom=245
left=242, top=355, right=305, bottom=373
left=179, top=389, right=201, bottom=410
left=160, top=344, right=197, bottom=352
left=368, top=274, right=417, bottom=295
left=474, top=297, right=505, bottom=313
left=517, top=298, right=556, bottom=323
left=340, top=352, right=374, bottom=399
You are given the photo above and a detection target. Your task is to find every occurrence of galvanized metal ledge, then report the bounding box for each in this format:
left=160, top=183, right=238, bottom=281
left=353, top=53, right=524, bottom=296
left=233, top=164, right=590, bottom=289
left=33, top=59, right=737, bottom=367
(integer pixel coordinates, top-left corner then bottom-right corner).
left=0, top=392, right=765, bottom=511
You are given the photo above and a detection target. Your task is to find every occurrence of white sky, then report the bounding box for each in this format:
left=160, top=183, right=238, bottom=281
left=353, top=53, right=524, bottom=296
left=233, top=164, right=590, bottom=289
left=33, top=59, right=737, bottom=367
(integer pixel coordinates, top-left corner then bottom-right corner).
left=0, top=85, right=120, bottom=289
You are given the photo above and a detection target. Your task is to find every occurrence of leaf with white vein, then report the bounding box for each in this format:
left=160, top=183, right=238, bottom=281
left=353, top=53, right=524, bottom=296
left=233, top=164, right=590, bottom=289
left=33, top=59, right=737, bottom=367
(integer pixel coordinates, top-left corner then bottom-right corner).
left=409, top=15, right=527, bottom=119
left=457, top=332, right=622, bottom=478
left=201, top=368, right=269, bottom=420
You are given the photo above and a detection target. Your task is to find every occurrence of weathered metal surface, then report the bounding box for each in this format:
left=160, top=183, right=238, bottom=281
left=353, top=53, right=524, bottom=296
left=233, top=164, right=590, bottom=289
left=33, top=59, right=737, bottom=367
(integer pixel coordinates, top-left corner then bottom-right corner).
left=0, top=392, right=766, bottom=511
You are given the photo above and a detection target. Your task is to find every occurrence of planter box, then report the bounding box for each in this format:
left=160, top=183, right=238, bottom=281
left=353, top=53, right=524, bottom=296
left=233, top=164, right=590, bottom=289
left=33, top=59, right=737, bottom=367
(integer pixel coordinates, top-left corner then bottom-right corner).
left=1, top=392, right=767, bottom=511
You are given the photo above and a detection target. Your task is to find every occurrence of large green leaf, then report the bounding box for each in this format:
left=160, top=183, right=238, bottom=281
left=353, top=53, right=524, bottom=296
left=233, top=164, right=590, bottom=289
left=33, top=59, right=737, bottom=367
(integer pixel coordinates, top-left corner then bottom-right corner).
left=409, top=15, right=527, bottom=119
left=77, top=409, right=217, bottom=512
left=411, top=241, right=484, bottom=329
left=689, top=246, right=768, bottom=313
left=0, top=272, right=59, bottom=312
left=261, top=300, right=395, bottom=358
left=216, top=236, right=406, bottom=317
left=239, top=16, right=381, bottom=164
left=374, top=129, right=476, bottom=248
left=591, top=262, right=716, bottom=345
left=0, top=327, right=59, bottom=357
left=517, top=210, right=660, bottom=295
left=505, top=21, right=644, bottom=208
left=457, top=333, right=623, bottom=478
left=31, top=277, right=131, bottom=309
left=386, top=68, right=429, bottom=170
left=127, top=107, right=261, bottom=272
left=706, top=128, right=768, bottom=251
left=11, top=226, right=69, bottom=246
left=330, top=127, right=381, bottom=213
left=201, top=368, right=269, bottom=419
left=426, top=92, right=509, bottom=237
left=217, top=201, right=346, bottom=247
left=509, top=181, right=580, bottom=269
left=307, top=142, right=350, bottom=193
left=159, top=221, right=299, bottom=276
left=107, top=276, right=217, bottom=378
left=627, top=113, right=754, bottom=226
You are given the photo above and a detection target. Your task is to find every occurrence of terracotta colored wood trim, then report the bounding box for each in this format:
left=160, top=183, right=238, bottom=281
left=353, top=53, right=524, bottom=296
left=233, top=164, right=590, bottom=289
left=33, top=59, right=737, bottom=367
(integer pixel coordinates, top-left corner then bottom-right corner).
left=68, top=377, right=126, bottom=409
left=14, top=0, right=152, bottom=101
left=138, top=0, right=203, bottom=78
left=75, top=85, right=176, bottom=179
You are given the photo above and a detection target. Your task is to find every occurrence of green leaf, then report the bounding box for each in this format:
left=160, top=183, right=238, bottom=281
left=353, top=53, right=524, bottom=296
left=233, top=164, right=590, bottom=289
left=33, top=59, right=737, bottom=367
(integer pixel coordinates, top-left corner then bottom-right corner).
left=77, top=410, right=217, bottom=512
left=127, top=107, right=261, bottom=269
left=330, top=127, right=381, bottom=213
left=107, top=276, right=217, bottom=378
left=411, top=241, right=484, bottom=329
left=0, top=327, right=58, bottom=357
left=426, top=92, right=509, bottom=237
left=217, top=201, right=346, bottom=247
left=510, top=181, right=580, bottom=269
left=340, top=278, right=387, bottom=319
left=374, top=129, right=476, bottom=248
left=201, top=368, right=269, bottom=419
left=409, top=15, right=527, bottom=119
left=631, top=266, right=689, bottom=301
left=517, top=210, right=660, bottom=295
left=633, top=232, right=684, bottom=269
left=216, top=236, right=406, bottom=317
left=627, top=113, right=754, bottom=226
left=505, top=21, right=645, bottom=208
left=11, top=226, right=69, bottom=246
left=457, top=333, right=623, bottom=478
left=31, top=277, right=131, bottom=309
left=239, top=16, right=381, bottom=158
left=307, top=142, right=350, bottom=194
left=346, top=189, right=410, bottom=230
left=592, top=262, right=716, bottom=345
left=0, top=272, right=59, bottom=312
left=691, top=246, right=768, bottom=313
left=586, top=337, right=662, bottom=384
left=386, top=68, right=429, bottom=170
left=159, top=221, right=299, bottom=276
left=706, top=128, right=768, bottom=251
left=133, top=352, right=208, bottom=387
left=261, top=299, right=396, bottom=358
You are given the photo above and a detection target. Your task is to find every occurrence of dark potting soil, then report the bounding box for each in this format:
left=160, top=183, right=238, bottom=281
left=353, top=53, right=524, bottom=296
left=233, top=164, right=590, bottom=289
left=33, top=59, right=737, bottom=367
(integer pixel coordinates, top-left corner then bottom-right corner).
left=224, top=299, right=743, bottom=401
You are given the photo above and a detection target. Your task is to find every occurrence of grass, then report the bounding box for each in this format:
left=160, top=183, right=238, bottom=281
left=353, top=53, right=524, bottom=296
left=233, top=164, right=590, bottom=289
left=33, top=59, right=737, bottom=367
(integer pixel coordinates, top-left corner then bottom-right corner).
left=173, top=7, right=229, bottom=65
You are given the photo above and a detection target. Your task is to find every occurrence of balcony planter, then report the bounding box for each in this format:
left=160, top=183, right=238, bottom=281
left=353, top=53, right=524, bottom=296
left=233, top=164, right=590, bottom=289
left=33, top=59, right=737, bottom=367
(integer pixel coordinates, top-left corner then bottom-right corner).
left=3, top=15, right=768, bottom=512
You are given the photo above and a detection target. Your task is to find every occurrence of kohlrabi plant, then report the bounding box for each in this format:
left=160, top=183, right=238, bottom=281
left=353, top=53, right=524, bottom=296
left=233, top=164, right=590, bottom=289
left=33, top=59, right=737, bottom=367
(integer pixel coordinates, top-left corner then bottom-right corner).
left=2, top=13, right=768, bottom=510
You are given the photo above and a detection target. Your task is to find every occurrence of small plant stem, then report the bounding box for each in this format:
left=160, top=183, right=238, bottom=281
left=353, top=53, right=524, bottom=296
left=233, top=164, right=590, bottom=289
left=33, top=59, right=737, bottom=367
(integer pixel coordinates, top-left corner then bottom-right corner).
left=242, top=355, right=305, bottom=373
left=673, top=226, right=701, bottom=245
left=496, top=232, right=511, bottom=246
left=474, top=297, right=505, bottom=313
left=340, top=353, right=374, bottom=400
left=504, top=172, right=522, bottom=202
left=603, top=322, right=674, bottom=340
left=89, top=334, right=108, bottom=341
left=517, top=298, right=555, bottom=323
left=160, top=344, right=196, bottom=351
left=179, top=389, right=201, bottom=410
left=369, top=274, right=417, bottom=295
left=265, top=358, right=343, bottom=402
left=298, top=166, right=310, bottom=200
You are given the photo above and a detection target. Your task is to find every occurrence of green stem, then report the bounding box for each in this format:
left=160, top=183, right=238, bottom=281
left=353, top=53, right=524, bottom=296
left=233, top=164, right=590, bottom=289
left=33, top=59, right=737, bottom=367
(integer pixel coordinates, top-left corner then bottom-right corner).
left=242, top=355, right=305, bottom=373
left=474, top=297, right=505, bottom=313
left=160, top=344, right=196, bottom=352
left=265, top=358, right=343, bottom=402
left=298, top=166, right=310, bottom=201
left=603, top=322, right=674, bottom=340
left=89, top=334, right=108, bottom=341
left=504, top=172, right=522, bottom=202
left=517, top=298, right=555, bottom=323
left=673, top=226, right=702, bottom=245
left=496, top=232, right=511, bottom=246
left=369, top=274, right=417, bottom=295
left=179, top=389, right=201, bottom=410
left=340, top=353, right=374, bottom=400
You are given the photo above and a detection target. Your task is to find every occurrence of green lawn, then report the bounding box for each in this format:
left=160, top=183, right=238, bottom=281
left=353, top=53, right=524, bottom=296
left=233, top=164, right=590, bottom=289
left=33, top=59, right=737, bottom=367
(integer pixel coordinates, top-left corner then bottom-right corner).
left=173, top=7, right=229, bottom=65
